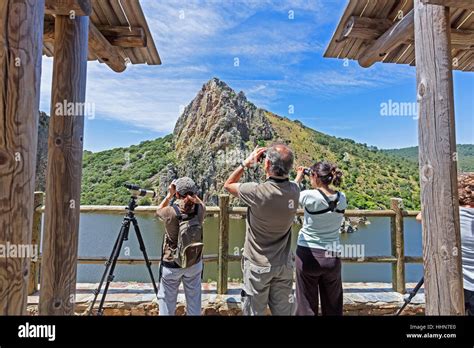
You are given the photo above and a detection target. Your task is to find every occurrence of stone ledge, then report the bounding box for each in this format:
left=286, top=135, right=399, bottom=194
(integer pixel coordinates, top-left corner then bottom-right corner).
left=27, top=282, right=425, bottom=316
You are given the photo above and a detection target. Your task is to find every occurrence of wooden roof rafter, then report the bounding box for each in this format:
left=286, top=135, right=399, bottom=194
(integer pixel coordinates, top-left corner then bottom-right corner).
left=324, top=0, right=474, bottom=71
left=43, top=0, right=161, bottom=73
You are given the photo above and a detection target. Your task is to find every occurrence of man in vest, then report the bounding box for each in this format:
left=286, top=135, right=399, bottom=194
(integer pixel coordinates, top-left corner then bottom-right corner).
left=224, top=144, right=300, bottom=315
left=156, top=177, right=206, bottom=315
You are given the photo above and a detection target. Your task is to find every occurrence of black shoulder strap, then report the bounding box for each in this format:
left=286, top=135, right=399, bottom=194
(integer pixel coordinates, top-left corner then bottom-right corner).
left=172, top=204, right=183, bottom=221
left=305, top=190, right=345, bottom=215
left=173, top=203, right=199, bottom=221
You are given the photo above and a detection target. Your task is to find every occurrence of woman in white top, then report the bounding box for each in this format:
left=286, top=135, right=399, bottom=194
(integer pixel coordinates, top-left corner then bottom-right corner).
left=294, top=161, right=347, bottom=316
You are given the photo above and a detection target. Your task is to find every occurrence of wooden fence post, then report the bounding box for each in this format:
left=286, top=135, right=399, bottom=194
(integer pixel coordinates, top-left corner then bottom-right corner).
left=217, top=195, right=230, bottom=295
left=29, top=192, right=44, bottom=295
left=390, top=198, right=406, bottom=293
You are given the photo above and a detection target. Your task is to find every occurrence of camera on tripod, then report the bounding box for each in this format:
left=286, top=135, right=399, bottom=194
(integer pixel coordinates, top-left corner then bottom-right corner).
left=124, top=183, right=156, bottom=199
left=87, top=182, right=159, bottom=316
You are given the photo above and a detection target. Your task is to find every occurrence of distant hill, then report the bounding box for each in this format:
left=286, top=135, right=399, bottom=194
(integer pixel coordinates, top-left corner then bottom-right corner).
left=382, top=145, right=474, bottom=172
left=78, top=78, right=423, bottom=210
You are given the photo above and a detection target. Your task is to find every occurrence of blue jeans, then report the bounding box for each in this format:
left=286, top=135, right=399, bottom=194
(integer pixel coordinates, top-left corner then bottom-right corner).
left=157, top=261, right=202, bottom=315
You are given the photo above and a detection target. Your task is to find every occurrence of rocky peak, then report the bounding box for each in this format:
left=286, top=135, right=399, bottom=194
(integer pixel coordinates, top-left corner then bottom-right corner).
left=162, top=78, right=275, bottom=203
left=174, top=78, right=273, bottom=156
left=36, top=111, right=49, bottom=191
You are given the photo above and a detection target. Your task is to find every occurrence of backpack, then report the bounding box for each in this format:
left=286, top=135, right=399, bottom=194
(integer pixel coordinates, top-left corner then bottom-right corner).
left=305, top=189, right=346, bottom=215
left=170, top=203, right=204, bottom=268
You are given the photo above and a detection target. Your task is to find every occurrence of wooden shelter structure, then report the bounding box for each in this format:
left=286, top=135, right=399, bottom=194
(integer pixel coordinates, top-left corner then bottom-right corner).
left=325, top=0, right=473, bottom=315
left=0, top=0, right=160, bottom=315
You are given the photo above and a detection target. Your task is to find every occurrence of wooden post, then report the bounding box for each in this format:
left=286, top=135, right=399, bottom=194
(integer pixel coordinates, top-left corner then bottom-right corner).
left=390, top=198, right=405, bottom=293
left=39, top=12, right=89, bottom=315
left=0, top=0, right=45, bottom=315
left=217, top=195, right=230, bottom=295
left=414, top=0, right=464, bottom=315
left=28, top=192, right=44, bottom=295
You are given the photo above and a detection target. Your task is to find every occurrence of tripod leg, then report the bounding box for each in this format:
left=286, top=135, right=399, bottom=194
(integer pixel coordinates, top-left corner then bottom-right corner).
left=96, top=219, right=131, bottom=315
left=87, top=221, right=126, bottom=315
left=131, top=218, right=159, bottom=295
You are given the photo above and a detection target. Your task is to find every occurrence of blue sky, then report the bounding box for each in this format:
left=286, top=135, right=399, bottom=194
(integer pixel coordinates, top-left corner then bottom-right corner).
left=39, top=0, right=473, bottom=152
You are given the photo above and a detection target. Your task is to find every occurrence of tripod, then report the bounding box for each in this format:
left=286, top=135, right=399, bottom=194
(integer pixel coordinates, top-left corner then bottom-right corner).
left=396, top=277, right=424, bottom=315
left=87, top=196, right=158, bottom=315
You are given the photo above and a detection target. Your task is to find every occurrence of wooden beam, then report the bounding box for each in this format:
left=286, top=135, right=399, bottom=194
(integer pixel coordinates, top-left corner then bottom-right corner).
left=358, top=10, right=415, bottom=68
left=39, top=14, right=89, bottom=316
left=407, top=29, right=474, bottom=50
left=45, top=0, right=91, bottom=16
left=97, top=26, right=147, bottom=48
left=341, top=16, right=393, bottom=41
left=0, top=0, right=45, bottom=315
left=414, top=0, right=464, bottom=315
left=45, top=20, right=147, bottom=49
left=43, top=20, right=128, bottom=71
left=343, top=16, right=474, bottom=50
left=451, top=29, right=474, bottom=50
left=422, top=0, right=474, bottom=9
left=88, top=22, right=127, bottom=72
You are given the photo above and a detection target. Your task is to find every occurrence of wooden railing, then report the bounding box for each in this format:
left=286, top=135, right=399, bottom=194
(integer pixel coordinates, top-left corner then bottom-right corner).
left=30, top=193, right=422, bottom=296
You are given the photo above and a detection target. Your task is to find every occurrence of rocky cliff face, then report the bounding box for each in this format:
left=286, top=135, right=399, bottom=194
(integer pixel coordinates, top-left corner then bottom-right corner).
left=36, top=112, right=49, bottom=192
left=160, top=78, right=275, bottom=204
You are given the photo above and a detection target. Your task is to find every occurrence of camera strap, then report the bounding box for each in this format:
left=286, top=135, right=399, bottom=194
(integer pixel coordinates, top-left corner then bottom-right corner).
left=305, top=189, right=345, bottom=215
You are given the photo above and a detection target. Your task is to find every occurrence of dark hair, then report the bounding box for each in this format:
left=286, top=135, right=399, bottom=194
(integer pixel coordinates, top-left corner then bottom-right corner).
left=266, top=144, right=294, bottom=177
left=311, top=161, right=343, bottom=187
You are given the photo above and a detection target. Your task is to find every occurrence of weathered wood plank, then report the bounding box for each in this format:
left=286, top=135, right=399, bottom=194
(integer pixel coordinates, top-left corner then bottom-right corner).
left=28, top=192, right=44, bottom=295
left=422, top=0, right=474, bottom=9
left=39, top=14, right=89, bottom=316
left=323, top=0, right=360, bottom=58
left=44, top=20, right=147, bottom=48
left=96, top=25, right=146, bottom=48
left=345, top=19, right=474, bottom=50
left=0, top=0, right=45, bottom=315
left=391, top=198, right=406, bottom=293
left=414, top=0, right=464, bottom=315
left=45, top=0, right=91, bottom=16
left=217, top=195, right=230, bottom=295
left=342, top=16, right=393, bottom=41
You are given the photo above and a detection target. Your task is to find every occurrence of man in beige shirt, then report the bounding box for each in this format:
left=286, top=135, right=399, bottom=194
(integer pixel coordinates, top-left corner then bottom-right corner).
left=224, top=144, right=300, bottom=315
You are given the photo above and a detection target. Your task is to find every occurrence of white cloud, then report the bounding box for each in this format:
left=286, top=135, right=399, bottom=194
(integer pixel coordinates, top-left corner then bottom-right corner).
left=38, top=0, right=414, bottom=135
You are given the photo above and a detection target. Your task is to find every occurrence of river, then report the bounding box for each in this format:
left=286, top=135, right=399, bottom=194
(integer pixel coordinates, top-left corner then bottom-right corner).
left=46, top=212, right=424, bottom=284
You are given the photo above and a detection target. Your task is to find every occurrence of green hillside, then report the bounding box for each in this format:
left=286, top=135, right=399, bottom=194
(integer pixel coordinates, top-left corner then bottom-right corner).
left=81, top=116, right=422, bottom=210
left=82, top=135, right=175, bottom=206
left=382, top=144, right=474, bottom=172
left=266, top=113, right=420, bottom=210
left=79, top=78, right=431, bottom=210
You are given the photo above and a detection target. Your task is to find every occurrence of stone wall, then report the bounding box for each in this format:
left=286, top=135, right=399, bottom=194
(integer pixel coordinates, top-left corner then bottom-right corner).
left=27, top=300, right=424, bottom=316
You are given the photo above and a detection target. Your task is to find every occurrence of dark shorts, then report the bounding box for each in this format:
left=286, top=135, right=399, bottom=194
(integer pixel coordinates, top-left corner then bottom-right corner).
left=466, top=289, right=474, bottom=316
left=295, top=245, right=343, bottom=316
